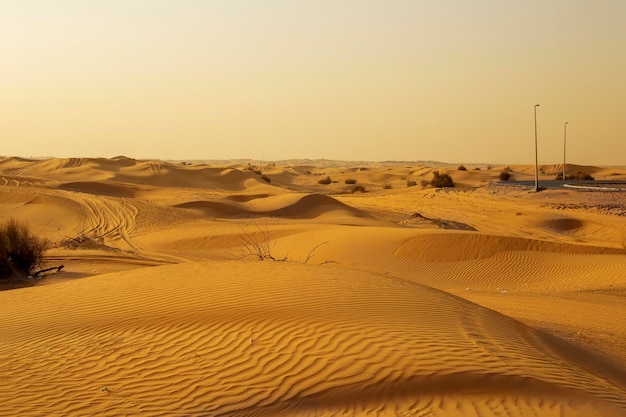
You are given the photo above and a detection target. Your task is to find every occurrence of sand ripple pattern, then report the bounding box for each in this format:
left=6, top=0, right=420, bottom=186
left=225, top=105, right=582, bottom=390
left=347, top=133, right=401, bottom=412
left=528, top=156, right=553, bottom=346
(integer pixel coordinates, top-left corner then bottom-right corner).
left=1, top=262, right=624, bottom=416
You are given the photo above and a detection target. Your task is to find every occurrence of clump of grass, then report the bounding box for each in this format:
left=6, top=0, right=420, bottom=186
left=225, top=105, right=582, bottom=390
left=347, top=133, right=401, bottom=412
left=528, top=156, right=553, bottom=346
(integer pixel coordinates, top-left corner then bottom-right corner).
left=345, top=178, right=357, bottom=184
left=383, top=182, right=392, bottom=189
left=457, top=165, right=467, bottom=171
left=0, top=219, right=49, bottom=280
left=351, top=185, right=367, bottom=193
left=318, top=176, right=332, bottom=185
left=406, top=180, right=417, bottom=187
left=430, top=171, right=455, bottom=188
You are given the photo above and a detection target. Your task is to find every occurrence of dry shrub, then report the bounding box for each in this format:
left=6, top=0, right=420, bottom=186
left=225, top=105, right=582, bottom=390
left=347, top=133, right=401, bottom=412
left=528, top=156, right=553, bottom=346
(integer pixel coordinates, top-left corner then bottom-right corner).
left=0, top=219, right=49, bottom=279
left=318, top=176, right=332, bottom=185
left=430, top=171, right=455, bottom=188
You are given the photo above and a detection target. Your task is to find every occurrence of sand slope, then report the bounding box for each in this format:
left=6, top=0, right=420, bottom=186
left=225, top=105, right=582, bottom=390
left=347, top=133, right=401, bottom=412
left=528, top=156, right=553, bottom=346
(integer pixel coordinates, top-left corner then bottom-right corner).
left=1, top=157, right=626, bottom=416
left=2, top=261, right=625, bottom=416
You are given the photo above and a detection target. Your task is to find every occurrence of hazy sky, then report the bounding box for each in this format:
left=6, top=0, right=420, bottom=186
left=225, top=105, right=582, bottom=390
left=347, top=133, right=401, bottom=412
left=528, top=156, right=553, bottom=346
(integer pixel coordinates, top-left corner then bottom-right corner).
left=2, top=1, right=625, bottom=164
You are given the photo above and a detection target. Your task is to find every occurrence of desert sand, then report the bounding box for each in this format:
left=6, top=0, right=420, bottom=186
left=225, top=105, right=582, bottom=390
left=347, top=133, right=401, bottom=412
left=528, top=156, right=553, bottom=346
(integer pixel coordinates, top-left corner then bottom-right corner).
left=1, top=157, right=625, bottom=416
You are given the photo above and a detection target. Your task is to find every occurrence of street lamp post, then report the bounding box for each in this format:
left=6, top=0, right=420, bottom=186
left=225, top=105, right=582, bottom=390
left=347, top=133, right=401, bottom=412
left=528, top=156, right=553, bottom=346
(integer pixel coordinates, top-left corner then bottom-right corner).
left=563, top=121, right=568, bottom=182
left=534, top=104, right=540, bottom=192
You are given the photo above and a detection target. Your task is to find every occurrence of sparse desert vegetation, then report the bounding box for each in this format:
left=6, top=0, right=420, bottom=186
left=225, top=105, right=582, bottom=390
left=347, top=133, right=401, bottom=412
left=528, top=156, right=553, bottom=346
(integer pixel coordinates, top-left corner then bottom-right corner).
left=0, top=219, right=48, bottom=280
left=430, top=171, right=455, bottom=188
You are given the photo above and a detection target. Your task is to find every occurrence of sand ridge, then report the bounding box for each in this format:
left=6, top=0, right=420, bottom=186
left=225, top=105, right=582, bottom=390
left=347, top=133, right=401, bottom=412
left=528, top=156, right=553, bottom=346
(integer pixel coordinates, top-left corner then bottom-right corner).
left=1, top=157, right=626, bottom=416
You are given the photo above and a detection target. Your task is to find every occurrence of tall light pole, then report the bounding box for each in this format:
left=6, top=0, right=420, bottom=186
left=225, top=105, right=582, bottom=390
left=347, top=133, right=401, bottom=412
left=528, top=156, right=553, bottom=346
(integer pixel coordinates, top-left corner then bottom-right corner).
left=563, top=121, right=568, bottom=182
left=534, top=104, right=540, bottom=192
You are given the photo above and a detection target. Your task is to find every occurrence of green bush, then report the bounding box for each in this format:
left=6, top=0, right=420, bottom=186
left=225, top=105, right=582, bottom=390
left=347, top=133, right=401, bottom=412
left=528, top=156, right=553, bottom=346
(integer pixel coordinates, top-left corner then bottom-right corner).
left=430, top=171, right=455, bottom=188
left=499, top=170, right=512, bottom=181
left=0, top=219, right=48, bottom=279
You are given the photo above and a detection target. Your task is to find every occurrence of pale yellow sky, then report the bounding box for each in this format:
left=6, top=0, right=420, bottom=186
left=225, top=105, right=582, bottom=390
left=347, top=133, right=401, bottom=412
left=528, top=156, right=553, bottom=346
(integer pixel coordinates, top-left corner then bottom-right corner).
left=1, top=1, right=625, bottom=164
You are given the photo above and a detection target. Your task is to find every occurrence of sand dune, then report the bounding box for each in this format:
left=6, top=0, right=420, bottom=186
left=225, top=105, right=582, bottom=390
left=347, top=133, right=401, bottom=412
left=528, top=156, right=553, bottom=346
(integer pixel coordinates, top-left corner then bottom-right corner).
left=59, top=181, right=137, bottom=198
left=1, top=157, right=625, bottom=416
left=173, top=193, right=365, bottom=220
left=2, top=262, right=625, bottom=416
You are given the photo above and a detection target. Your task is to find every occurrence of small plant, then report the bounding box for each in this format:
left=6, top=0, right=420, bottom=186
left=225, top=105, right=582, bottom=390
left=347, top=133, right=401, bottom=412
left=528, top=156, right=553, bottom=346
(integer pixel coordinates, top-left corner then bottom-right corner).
left=457, top=165, right=467, bottom=171
left=351, top=185, right=367, bottom=193
left=239, top=224, right=287, bottom=261
left=0, top=219, right=49, bottom=280
left=383, top=182, right=392, bottom=189
left=58, top=232, right=104, bottom=250
left=499, top=170, right=512, bottom=181
left=239, top=224, right=328, bottom=264
left=318, top=176, right=332, bottom=185
left=406, top=180, right=417, bottom=187
left=430, top=171, right=455, bottom=188
left=345, top=178, right=357, bottom=184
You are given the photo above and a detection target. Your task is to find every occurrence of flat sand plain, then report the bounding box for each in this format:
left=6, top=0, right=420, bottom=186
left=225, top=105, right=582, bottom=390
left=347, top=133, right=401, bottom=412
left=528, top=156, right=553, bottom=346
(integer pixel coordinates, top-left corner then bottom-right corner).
left=1, top=157, right=625, bottom=416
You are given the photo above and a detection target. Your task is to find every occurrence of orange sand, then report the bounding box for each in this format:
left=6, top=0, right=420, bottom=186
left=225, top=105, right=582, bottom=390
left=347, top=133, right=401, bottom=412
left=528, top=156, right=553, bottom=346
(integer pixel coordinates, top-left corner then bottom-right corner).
left=1, top=157, right=625, bottom=416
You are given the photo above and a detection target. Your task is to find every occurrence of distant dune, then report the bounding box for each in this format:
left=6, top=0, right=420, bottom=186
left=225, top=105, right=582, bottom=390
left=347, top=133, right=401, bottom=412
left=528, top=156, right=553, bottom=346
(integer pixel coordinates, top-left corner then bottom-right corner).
left=1, top=157, right=625, bottom=416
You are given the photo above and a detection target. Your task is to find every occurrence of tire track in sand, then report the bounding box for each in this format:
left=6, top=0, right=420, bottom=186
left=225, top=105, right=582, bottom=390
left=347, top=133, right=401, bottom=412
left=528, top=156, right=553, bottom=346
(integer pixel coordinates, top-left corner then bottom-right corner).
left=75, top=194, right=140, bottom=253
left=66, top=192, right=185, bottom=264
